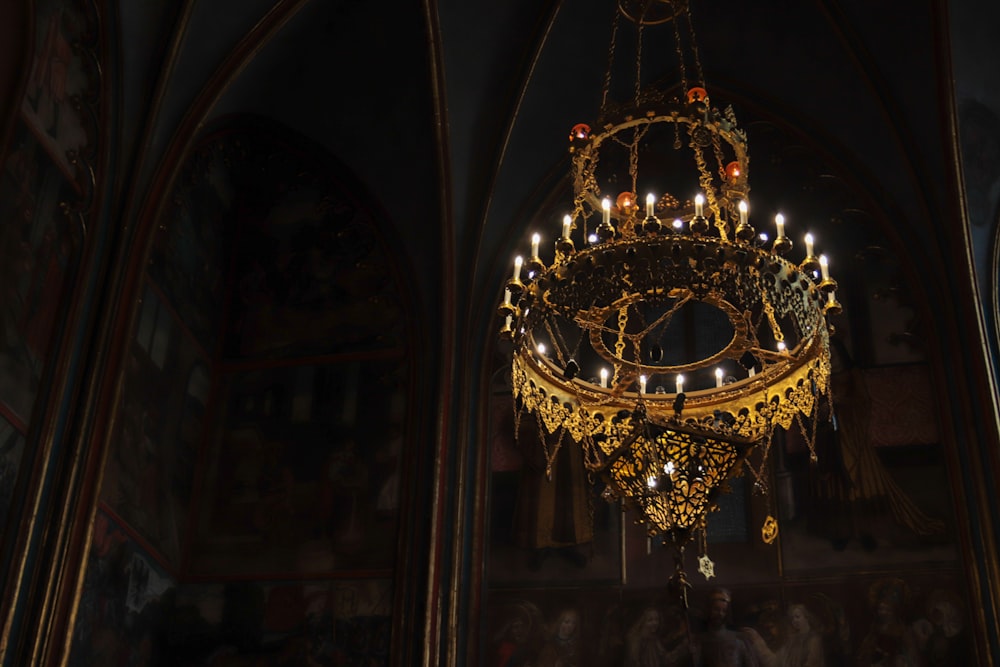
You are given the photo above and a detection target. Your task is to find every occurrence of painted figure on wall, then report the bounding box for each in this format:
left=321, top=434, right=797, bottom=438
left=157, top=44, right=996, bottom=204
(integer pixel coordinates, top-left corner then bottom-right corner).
left=0, top=123, right=77, bottom=424
left=538, top=607, right=582, bottom=667
left=624, top=605, right=690, bottom=667
left=695, top=588, right=760, bottom=666
left=492, top=600, right=545, bottom=667
left=22, top=0, right=89, bottom=179
left=807, top=341, right=944, bottom=552
left=512, top=418, right=594, bottom=569
left=747, top=604, right=824, bottom=667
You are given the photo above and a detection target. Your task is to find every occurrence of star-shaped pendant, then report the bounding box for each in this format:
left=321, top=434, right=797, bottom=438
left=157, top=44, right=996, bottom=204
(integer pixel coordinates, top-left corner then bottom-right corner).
left=698, top=554, right=715, bottom=580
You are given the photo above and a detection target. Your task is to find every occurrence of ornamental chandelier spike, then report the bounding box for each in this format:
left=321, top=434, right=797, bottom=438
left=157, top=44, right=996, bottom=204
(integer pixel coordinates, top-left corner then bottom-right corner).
left=497, top=0, right=841, bottom=596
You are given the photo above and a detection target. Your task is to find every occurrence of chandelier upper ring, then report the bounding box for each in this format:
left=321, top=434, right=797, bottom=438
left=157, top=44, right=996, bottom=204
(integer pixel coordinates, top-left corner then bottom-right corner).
left=617, top=0, right=689, bottom=25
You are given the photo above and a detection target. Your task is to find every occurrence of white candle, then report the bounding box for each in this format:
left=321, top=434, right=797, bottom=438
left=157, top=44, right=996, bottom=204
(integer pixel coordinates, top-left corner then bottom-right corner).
left=505, top=314, right=512, bottom=329
left=738, top=200, right=748, bottom=226
left=828, top=290, right=837, bottom=305
left=513, top=256, right=523, bottom=281
left=639, top=375, right=647, bottom=394
left=646, top=193, right=656, bottom=217
left=777, top=341, right=787, bottom=353
left=748, top=366, right=756, bottom=378
left=503, top=289, right=511, bottom=306
left=562, top=214, right=572, bottom=240
left=694, top=194, right=704, bottom=217
left=805, top=233, right=814, bottom=257
left=537, top=343, right=546, bottom=355
left=531, top=233, right=540, bottom=259
left=775, top=213, right=786, bottom=239
left=600, top=368, right=609, bottom=388
left=819, top=254, right=830, bottom=280
left=715, top=368, right=724, bottom=388
left=676, top=374, right=684, bottom=394
left=602, top=198, right=611, bottom=225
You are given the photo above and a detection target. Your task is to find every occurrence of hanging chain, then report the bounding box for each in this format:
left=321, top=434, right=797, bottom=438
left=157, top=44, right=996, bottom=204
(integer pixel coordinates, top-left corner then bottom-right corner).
left=683, top=7, right=705, bottom=88
left=671, top=4, right=688, bottom=93
left=634, top=8, right=645, bottom=107
left=688, top=125, right=728, bottom=241
left=614, top=303, right=629, bottom=384
left=601, top=7, right=621, bottom=113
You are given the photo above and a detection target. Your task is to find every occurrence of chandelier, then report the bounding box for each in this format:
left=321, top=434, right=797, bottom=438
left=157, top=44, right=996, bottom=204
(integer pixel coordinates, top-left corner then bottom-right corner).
left=497, top=0, right=841, bottom=594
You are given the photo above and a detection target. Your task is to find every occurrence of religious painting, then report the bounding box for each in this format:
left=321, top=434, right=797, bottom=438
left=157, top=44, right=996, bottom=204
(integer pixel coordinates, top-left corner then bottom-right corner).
left=0, top=416, right=26, bottom=531
left=21, top=0, right=93, bottom=185
left=0, top=120, right=79, bottom=426
left=191, top=357, right=406, bottom=577
left=167, top=578, right=392, bottom=666
left=221, top=160, right=404, bottom=360
left=100, top=282, right=209, bottom=567
left=776, top=363, right=957, bottom=573
left=70, top=510, right=177, bottom=667
left=488, top=390, right=623, bottom=586
left=484, top=569, right=972, bottom=667
left=147, top=153, right=229, bottom=355
left=153, top=125, right=405, bottom=361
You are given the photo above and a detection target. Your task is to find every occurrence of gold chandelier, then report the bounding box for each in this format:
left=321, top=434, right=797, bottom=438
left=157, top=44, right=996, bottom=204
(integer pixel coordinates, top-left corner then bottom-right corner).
left=497, top=0, right=841, bottom=590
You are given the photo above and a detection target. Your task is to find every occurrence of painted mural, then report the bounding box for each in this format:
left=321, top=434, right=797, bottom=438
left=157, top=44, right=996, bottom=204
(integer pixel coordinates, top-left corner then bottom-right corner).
left=71, top=510, right=392, bottom=666
left=100, top=282, right=209, bottom=567
left=168, top=578, right=392, bottom=666
left=191, top=357, right=406, bottom=577
left=21, top=0, right=93, bottom=186
left=154, top=125, right=405, bottom=361
left=0, top=416, right=26, bottom=527
left=0, top=121, right=77, bottom=426
left=146, top=156, right=229, bottom=356
left=485, top=573, right=970, bottom=666
left=70, top=510, right=177, bottom=667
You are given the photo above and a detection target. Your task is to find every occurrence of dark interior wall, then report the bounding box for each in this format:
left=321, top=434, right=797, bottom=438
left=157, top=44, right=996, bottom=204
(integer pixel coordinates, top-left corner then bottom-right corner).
left=71, top=119, right=411, bottom=666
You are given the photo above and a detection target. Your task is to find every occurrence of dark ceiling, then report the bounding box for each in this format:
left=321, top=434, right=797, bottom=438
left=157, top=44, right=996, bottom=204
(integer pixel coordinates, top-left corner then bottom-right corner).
left=109, top=0, right=960, bottom=375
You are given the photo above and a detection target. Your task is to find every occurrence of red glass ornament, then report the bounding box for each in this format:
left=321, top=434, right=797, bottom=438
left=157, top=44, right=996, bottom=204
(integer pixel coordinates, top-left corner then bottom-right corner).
left=569, top=123, right=591, bottom=141
left=616, top=191, right=636, bottom=214
left=686, top=87, right=708, bottom=104
left=725, top=161, right=742, bottom=180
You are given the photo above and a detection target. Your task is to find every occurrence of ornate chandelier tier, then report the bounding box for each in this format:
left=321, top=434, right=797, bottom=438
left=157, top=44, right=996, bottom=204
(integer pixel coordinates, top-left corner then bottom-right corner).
left=497, top=0, right=841, bottom=587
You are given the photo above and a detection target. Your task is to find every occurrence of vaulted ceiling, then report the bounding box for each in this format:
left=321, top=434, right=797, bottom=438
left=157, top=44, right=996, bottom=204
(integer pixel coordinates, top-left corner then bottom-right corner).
left=114, top=1, right=956, bottom=346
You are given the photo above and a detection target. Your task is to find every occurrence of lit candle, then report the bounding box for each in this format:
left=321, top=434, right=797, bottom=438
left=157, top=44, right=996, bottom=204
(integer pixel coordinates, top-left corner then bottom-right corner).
left=600, top=368, right=609, bottom=388
left=819, top=254, right=830, bottom=280
left=503, top=289, right=511, bottom=306
left=639, top=375, right=647, bottom=394
left=715, top=367, right=724, bottom=388
left=775, top=213, right=786, bottom=239
left=777, top=341, right=787, bottom=353
left=694, top=193, right=704, bottom=217
left=531, top=233, right=540, bottom=259
left=505, top=314, right=512, bottom=331
left=676, top=374, right=684, bottom=394
left=738, top=200, right=748, bottom=226
left=602, top=197, right=611, bottom=225
left=805, top=233, right=815, bottom=257
left=513, top=255, right=523, bottom=281
left=537, top=343, right=546, bottom=356
left=673, top=218, right=683, bottom=230
left=828, top=290, right=837, bottom=305
left=562, top=214, right=572, bottom=240
left=646, top=193, right=656, bottom=217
